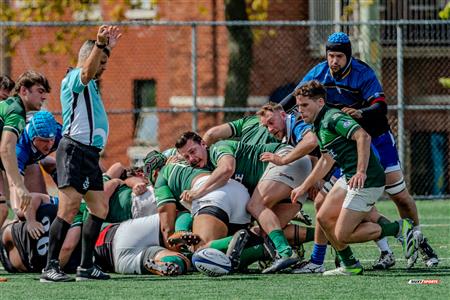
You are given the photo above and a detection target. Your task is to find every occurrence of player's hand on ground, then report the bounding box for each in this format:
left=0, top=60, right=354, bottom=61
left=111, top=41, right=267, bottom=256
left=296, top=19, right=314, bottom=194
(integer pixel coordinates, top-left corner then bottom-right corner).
left=97, top=25, right=110, bottom=46
left=341, top=107, right=362, bottom=119
left=348, top=171, right=366, bottom=190
left=260, top=152, right=284, bottom=165
left=291, top=185, right=307, bottom=203
left=27, top=220, right=45, bottom=239
left=132, top=182, right=147, bottom=196
left=17, top=186, right=31, bottom=211
left=107, top=26, right=122, bottom=49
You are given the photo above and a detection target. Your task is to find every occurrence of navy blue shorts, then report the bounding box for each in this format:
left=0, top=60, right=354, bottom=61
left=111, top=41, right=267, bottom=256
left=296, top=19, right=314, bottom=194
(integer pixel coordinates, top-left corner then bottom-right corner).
left=371, top=130, right=401, bottom=173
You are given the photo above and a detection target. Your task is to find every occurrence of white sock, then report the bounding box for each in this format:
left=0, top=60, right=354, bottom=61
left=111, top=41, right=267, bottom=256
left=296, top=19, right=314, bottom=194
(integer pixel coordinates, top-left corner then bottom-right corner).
left=376, top=237, right=392, bottom=253
left=413, top=225, right=421, bottom=232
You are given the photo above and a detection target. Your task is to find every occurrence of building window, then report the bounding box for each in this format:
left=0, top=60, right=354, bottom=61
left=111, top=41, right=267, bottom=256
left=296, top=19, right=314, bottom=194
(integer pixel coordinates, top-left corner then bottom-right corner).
left=125, top=0, right=158, bottom=20
left=308, top=0, right=450, bottom=54
left=133, top=79, right=157, bottom=146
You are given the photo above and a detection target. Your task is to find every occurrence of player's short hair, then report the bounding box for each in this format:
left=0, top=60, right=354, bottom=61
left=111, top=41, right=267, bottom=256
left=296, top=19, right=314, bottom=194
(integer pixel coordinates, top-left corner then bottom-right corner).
left=175, top=131, right=203, bottom=149
left=0, top=75, right=15, bottom=92
left=293, top=80, right=327, bottom=101
left=256, top=102, right=284, bottom=117
left=78, top=40, right=110, bottom=63
left=13, top=70, right=51, bottom=95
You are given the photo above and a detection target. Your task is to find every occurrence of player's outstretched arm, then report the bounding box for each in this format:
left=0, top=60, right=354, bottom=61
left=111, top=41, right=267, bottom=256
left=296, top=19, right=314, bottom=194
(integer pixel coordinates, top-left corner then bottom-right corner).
left=203, top=124, right=233, bottom=146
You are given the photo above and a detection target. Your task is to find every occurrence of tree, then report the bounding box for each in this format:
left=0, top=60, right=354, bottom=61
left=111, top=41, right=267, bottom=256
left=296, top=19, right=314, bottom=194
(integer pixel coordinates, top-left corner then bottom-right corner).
left=0, top=0, right=141, bottom=75
left=223, top=0, right=253, bottom=122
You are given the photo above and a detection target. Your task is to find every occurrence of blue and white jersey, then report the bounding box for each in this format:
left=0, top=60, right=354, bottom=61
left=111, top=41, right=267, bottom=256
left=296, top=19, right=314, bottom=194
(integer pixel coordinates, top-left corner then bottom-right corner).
left=60, top=68, right=109, bottom=149
left=299, top=59, right=384, bottom=109
left=284, top=113, right=312, bottom=147
left=298, top=58, right=389, bottom=138
left=16, top=123, right=62, bottom=175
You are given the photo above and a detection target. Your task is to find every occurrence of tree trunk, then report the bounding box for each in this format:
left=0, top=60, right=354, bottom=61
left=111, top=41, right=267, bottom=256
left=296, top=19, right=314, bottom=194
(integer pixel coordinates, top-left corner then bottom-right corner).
left=224, top=0, right=253, bottom=122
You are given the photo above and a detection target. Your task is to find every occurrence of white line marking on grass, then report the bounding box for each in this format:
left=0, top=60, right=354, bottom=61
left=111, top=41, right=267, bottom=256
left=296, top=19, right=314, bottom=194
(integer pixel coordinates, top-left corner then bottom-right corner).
left=324, top=257, right=450, bottom=263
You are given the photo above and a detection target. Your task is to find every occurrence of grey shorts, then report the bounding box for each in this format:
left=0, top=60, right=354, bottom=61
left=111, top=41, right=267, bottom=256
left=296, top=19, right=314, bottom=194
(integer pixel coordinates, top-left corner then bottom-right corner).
left=113, top=214, right=161, bottom=274
left=191, top=176, right=251, bottom=225
left=336, top=177, right=385, bottom=212
left=260, top=147, right=312, bottom=203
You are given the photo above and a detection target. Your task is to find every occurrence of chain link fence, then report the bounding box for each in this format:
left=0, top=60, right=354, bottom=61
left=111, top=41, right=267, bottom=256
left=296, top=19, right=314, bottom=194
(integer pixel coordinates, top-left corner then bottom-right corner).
left=0, top=20, right=449, bottom=198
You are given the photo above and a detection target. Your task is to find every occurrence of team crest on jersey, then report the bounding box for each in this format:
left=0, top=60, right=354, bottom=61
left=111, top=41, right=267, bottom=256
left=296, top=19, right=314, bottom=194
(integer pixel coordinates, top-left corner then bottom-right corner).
left=343, top=120, right=351, bottom=128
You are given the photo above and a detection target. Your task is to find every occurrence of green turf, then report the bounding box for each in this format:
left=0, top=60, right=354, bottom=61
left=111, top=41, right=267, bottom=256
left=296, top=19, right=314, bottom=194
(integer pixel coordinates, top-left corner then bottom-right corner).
left=1, top=200, right=449, bottom=299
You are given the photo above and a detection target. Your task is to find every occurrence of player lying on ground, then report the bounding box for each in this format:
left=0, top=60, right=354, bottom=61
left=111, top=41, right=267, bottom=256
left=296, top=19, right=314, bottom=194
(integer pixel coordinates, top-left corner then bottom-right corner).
left=94, top=213, right=191, bottom=276
left=0, top=201, right=82, bottom=274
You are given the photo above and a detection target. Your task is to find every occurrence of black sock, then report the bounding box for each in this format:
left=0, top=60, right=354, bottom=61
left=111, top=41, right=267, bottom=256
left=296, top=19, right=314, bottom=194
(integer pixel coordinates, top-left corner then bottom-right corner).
left=47, top=217, right=71, bottom=265
left=80, top=214, right=104, bottom=269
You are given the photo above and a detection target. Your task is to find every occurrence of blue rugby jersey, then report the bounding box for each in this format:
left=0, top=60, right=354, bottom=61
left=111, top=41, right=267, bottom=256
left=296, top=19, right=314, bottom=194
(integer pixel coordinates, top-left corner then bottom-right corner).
left=298, top=58, right=390, bottom=137
left=16, top=123, right=62, bottom=175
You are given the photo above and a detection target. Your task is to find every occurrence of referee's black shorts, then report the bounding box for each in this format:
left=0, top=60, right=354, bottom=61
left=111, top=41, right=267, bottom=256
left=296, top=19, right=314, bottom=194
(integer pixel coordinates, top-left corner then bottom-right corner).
left=56, top=136, right=103, bottom=195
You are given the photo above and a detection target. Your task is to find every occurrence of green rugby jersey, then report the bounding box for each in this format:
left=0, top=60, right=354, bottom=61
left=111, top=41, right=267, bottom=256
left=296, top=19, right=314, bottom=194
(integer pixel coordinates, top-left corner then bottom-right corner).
left=0, top=96, right=26, bottom=138
left=207, top=140, right=285, bottom=192
left=102, top=175, right=133, bottom=222
left=314, top=106, right=385, bottom=188
left=154, top=162, right=210, bottom=209
left=0, top=96, right=27, bottom=169
left=228, top=115, right=278, bottom=145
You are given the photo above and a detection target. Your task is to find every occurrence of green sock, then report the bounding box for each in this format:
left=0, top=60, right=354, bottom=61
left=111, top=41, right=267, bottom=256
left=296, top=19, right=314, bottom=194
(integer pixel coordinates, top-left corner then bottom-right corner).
left=208, top=236, right=233, bottom=252
left=239, top=244, right=266, bottom=268
left=268, top=229, right=292, bottom=257
left=337, top=246, right=358, bottom=267
left=304, top=227, right=315, bottom=243
left=175, top=212, right=193, bottom=232
left=160, top=255, right=185, bottom=273
left=377, top=216, right=391, bottom=226
left=379, top=222, right=400, bottom=239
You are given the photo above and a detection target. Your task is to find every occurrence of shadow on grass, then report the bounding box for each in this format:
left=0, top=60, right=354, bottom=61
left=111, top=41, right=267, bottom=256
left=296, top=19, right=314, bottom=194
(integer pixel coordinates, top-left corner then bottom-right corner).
left=364, top=267, right=450, bottom=277
left=110, top=274, right=264, bottom=282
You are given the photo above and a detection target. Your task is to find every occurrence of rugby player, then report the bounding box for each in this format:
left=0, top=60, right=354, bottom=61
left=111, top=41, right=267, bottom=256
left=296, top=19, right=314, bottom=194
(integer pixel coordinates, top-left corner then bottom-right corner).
left=291, top=80, right=420, bottom=275
left=296, top=31, right=438, bottom=269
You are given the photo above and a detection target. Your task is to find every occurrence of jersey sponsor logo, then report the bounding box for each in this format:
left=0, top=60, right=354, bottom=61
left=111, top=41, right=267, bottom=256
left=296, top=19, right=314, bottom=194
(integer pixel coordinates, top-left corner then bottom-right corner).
left=331, top=112, right=341, bottom=120
left=343, top=120, right=352, bottom=128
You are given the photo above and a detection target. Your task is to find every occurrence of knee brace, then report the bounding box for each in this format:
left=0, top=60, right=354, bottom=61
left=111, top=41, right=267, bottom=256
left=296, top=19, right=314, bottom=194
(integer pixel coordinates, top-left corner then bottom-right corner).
left=385, top=177, right=406, bottom=196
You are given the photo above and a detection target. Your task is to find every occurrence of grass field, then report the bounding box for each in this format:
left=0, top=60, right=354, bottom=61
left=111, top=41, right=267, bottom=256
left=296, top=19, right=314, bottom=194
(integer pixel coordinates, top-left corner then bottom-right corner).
left=1, top=200, right=449, bottom=299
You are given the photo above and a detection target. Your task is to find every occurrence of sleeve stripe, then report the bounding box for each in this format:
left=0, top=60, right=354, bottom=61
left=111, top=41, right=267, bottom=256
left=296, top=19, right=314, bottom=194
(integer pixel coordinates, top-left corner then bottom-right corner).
left=157, top=198, right=176, bottom=207
left=3, top=126, right=20, bottom=137
left=346, top=124, right=361, bottom=139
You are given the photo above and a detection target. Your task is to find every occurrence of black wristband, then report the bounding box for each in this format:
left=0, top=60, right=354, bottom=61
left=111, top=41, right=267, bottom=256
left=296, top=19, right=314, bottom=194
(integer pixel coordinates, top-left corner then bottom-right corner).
left=95, top=42, right=107, bottom=49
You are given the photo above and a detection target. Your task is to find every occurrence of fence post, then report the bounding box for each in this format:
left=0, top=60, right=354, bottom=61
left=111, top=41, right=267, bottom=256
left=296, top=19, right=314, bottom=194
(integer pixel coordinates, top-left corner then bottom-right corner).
left=396, top=22, right=405, bottom=167
left=191, top=23, right=198, bottom=132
